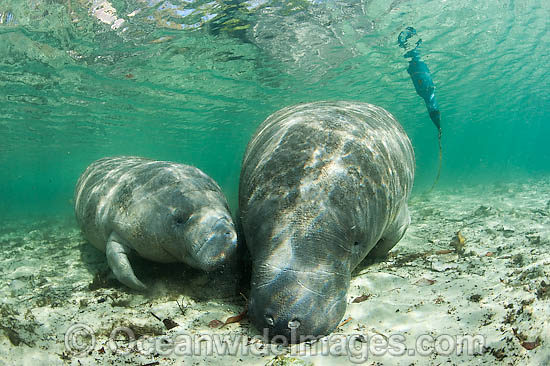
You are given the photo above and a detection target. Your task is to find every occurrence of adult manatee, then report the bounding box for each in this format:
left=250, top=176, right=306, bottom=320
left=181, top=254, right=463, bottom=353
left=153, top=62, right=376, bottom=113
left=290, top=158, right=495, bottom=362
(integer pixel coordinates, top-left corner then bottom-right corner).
left=75, top=156, right=238, bottom=290
left=239, top=101, right=415, bottom=342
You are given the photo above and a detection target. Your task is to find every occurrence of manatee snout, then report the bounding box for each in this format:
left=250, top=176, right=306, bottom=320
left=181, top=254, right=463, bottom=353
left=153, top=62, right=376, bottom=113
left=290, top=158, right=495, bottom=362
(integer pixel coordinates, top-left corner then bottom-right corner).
left=185, top=209, right=238, bottom=271
left=248, top=265, right=349, bottom=343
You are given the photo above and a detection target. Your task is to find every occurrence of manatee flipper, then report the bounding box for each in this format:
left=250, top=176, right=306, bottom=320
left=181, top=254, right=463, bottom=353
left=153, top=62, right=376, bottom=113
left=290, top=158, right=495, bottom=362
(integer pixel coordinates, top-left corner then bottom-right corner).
left=368, top=205, right=411, bottom=259
left=106, top=232, right=147, bottom=290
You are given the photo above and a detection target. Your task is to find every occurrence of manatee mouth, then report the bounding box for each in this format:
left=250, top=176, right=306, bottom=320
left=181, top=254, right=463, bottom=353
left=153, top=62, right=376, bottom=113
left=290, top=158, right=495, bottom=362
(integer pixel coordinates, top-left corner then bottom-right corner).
left=248, top=267, right=349, bottom=343
left=249, top=291, right=347, bottom=343
left=192, top=217, right=238, bottom=270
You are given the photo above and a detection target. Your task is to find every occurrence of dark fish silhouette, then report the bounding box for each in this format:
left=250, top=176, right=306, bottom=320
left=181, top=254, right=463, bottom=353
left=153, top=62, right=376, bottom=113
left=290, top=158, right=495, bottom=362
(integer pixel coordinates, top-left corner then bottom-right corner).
left=398, top=27, right=442, bottom=190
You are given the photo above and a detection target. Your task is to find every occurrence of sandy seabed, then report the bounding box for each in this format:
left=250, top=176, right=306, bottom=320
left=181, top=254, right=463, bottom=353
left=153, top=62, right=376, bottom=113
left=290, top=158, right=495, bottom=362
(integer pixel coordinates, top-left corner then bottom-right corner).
left=1, top=178, right=549, bottom=366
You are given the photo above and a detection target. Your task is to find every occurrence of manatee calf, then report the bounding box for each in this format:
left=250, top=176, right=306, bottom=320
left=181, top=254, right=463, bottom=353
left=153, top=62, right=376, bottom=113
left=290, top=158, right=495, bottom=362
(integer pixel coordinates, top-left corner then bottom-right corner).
left=239, top=101, right=415, bottom=342
left=75, top=156, right=238, bottom=290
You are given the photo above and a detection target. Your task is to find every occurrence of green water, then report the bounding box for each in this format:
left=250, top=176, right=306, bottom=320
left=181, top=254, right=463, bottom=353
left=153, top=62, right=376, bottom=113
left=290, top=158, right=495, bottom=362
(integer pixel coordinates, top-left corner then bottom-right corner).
left=1, top=0, right=549, bottom=219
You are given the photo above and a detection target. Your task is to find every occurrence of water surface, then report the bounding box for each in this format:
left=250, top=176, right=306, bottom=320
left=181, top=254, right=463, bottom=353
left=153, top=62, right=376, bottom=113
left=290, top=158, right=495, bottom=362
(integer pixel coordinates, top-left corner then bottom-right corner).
left=1, top=0, right=549, bottom=219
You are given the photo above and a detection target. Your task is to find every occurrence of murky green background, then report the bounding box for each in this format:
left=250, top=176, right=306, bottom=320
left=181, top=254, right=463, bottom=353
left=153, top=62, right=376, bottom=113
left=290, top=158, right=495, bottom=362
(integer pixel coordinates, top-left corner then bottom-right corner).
left=1, top=0, right=549, bottom=219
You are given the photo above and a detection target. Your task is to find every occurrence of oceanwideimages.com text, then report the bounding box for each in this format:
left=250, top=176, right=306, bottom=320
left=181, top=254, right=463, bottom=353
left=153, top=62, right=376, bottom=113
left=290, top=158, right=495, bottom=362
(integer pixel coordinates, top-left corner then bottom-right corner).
left=65, top=323, right=485, bottom=363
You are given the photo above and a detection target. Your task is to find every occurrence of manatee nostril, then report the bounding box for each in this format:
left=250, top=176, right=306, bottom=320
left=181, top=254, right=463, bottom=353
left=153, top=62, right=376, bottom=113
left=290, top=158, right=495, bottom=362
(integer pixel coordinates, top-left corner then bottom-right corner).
left=224, top=231, right=232, bottom=237
left=265, top=314, right=274, bottom=326
left=288, top=318, right=301, bottom=329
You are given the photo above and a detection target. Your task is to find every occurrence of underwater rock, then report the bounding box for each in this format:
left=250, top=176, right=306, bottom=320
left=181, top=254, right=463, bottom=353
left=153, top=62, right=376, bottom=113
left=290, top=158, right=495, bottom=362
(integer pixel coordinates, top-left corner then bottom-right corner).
left=431, top=260, right=458, bottom=272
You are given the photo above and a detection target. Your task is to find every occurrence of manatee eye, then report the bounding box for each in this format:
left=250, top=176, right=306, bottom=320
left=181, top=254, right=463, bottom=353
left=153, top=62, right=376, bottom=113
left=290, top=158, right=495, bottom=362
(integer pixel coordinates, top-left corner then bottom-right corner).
left=174, top=212, right=190, bottom=225
left=353, top=241, right=360, bottom=246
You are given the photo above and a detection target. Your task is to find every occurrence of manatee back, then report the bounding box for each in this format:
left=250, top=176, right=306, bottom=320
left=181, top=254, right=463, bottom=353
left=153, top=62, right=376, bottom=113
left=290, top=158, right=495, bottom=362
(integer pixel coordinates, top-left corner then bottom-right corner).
left=74, top=156, right=224, bottom=252
left=239, top=101, right=415, bottom=264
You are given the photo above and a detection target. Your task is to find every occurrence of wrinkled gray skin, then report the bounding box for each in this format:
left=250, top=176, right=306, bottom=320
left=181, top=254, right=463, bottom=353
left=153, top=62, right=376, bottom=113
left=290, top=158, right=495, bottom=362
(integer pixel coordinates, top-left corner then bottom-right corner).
left=239, top=101, right=415, bottom=342
left=75, top=156, right=238, bottom=290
